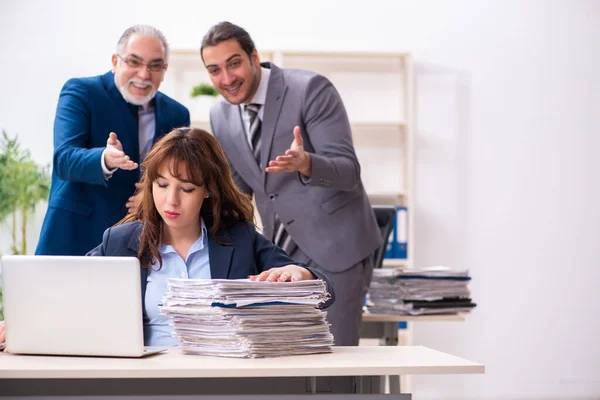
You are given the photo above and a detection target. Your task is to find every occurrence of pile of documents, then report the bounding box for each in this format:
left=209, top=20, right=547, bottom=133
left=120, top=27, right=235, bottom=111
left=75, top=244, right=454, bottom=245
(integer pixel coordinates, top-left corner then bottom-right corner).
left=365, top=266, right=476, bottom=315
left=160, top=279, right=333, bottom=357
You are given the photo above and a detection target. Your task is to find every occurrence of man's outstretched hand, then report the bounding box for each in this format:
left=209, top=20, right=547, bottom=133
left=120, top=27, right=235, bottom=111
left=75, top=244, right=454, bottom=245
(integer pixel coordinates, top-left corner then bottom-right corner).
left=104, top=132, right=138, bottom=171
left=265, top=126, right=311, bottom=178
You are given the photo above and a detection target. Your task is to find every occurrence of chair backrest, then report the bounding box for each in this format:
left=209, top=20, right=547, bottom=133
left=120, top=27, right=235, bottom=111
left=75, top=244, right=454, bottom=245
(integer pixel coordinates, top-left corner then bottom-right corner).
left=372, top=206, right=396, bottom=269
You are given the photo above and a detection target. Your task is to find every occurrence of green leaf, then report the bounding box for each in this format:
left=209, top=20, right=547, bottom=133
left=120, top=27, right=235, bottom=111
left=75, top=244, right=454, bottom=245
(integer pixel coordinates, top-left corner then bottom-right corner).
left=190, top=82, right=218, bottom=97
left=0, top=129, right=51, bottom=254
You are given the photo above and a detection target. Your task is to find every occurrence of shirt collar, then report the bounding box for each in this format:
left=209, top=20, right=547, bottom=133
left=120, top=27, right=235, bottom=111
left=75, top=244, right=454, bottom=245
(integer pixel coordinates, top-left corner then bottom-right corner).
left=139, top=102, right=154, bottom=113
left=239, top=66, right=270, bottom=113
left=159, top=218, right=208, bottom=256
left=125, top=97, right=155, bottom=115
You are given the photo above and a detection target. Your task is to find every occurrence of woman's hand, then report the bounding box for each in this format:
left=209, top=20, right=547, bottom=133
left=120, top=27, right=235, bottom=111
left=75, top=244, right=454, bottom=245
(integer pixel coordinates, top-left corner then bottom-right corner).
left=249, top=265, right=316, bottom=282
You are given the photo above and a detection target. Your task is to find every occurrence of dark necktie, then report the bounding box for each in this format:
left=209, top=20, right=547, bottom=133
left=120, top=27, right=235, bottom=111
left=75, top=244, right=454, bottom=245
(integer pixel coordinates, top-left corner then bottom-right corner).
left=244, top=103, right=262, bottom=165
left=272, top=216, right=296, bottom=256
left=244, top=103, right=296, bottom=256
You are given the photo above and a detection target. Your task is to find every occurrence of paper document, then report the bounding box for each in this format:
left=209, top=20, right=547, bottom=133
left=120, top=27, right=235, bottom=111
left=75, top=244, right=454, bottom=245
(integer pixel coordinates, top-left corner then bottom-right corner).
left=159, top=278, right=334, bottom=357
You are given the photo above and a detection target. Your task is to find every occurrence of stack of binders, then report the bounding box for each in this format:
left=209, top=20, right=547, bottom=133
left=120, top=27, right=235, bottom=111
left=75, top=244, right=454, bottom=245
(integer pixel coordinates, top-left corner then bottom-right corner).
left=159, top=279, right=334, bottom=357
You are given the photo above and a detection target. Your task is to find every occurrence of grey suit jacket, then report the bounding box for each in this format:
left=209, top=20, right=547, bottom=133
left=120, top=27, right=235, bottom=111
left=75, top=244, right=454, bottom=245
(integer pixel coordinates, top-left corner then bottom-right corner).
left=210, top=62, right=382, bottom=272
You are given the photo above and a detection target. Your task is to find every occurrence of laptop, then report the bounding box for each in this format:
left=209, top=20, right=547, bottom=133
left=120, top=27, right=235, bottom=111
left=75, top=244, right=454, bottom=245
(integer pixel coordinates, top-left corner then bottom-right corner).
left=0, top=255, right=166, bottom=357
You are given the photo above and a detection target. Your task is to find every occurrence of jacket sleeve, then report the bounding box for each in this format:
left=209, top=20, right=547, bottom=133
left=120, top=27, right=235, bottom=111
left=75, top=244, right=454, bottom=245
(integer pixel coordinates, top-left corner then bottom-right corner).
left=183, top=107, right=191, bottom=127
left=52, top=79, right=108, bottom=187
left=86, top=227, right=111, bottom=256
left=300, top=74, right=361, bottom=191
left=250, top=224, right=336, bottom=309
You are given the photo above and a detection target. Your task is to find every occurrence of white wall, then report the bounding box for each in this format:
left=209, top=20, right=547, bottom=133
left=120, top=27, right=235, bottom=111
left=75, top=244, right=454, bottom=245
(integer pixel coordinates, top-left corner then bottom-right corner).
left=1, top=0, right=599, bottom=398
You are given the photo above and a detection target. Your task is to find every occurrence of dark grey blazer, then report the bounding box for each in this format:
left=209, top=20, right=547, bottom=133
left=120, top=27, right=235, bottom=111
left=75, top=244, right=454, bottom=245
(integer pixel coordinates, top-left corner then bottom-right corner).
left=210, top=62, right=382, bottom=272
left=87, top=220, right=335, bottom=311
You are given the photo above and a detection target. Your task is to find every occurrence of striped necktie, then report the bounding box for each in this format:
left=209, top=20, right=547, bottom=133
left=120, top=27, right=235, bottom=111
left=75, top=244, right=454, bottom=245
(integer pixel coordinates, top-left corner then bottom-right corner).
left=272, top=217, right=296, bottom=256
left=244, top=103, right=262, bottom=164
left=244, top=103, right=296, bottom=256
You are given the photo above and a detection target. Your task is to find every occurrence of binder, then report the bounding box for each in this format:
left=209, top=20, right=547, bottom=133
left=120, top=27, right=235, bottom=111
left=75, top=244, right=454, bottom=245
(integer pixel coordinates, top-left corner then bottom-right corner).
left=395, top=207, right=408, bottom=259
left=384, top=213, right=396, bottom=258
left=383, top=206, right=408, bottom=260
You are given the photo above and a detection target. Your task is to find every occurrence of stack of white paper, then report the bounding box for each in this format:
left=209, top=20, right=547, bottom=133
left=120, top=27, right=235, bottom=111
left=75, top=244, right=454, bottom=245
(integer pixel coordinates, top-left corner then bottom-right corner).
left=365, top=266, right=477, bottom=315
left=160, top=279, right=333, bottom=357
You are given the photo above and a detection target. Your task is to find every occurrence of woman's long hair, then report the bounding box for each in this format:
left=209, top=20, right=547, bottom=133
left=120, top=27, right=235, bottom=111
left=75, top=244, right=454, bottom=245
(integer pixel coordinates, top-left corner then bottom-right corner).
left=121, top=127, right=254, bottom=269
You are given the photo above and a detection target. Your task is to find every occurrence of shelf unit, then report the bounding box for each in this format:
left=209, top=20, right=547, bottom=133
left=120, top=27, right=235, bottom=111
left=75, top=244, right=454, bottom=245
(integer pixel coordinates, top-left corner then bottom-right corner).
left=161, top=49, right=414, bottom=269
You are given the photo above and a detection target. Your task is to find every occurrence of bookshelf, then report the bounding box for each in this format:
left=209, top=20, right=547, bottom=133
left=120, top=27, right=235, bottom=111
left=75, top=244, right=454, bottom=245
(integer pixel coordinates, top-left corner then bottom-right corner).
left=160, top=49, right=415, bottom=269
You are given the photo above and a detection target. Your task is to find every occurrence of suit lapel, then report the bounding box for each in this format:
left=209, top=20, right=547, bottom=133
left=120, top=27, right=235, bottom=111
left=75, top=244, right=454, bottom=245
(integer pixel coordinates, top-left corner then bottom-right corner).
left=261, top=63, right=288, bottom=179
left=126, top=224, right=144, bottom=254
left=124, top=223, right=146, bottom=299
left=153, top=93, right=166, bottom=142
left=208, top=232, right=234, bottom=279
left=102, top=71, right=140, bottom=163
left=224, top=104, right=264, bottom=186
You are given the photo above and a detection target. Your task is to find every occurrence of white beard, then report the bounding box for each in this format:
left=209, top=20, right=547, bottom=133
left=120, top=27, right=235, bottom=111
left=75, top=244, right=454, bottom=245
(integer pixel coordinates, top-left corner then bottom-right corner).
left=118, top=78, right=157, bottom=106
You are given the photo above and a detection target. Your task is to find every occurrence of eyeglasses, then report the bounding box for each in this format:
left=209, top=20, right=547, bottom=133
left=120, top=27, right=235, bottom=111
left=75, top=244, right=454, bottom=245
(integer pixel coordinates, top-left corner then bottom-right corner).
left=117, top=54, right=167, bottom=73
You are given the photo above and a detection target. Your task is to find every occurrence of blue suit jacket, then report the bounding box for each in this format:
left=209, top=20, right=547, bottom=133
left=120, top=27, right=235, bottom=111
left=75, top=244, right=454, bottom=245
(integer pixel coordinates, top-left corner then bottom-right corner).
left=87, top=220, right=335, bottom=335
left=36, top=71, right=190, bottom=256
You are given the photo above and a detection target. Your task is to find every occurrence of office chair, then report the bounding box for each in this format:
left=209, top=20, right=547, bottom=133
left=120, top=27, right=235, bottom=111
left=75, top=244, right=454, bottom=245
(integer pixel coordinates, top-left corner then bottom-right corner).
left=372, top=206, right=396, bottom=269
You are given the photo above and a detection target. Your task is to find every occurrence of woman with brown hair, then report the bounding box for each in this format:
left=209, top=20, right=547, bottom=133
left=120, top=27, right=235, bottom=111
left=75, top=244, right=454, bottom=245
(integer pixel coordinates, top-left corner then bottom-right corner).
left=87, top=127, right=334, bottom=346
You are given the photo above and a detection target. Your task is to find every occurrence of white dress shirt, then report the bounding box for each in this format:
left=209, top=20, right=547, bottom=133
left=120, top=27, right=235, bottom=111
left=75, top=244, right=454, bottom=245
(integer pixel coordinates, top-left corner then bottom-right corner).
left=239, top=67, right=271, bottom=147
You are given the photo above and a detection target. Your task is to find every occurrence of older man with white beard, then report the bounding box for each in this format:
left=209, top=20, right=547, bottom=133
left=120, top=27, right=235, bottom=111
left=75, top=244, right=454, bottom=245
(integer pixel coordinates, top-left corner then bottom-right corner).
left=36, top=25, right=190, bottom=256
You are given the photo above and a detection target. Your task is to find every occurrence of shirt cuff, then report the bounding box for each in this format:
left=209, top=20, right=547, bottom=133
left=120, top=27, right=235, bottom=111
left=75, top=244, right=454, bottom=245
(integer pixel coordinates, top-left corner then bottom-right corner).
left=101, top=148, right=118, bottom=180
left=298, top=172, right=311, bottom=186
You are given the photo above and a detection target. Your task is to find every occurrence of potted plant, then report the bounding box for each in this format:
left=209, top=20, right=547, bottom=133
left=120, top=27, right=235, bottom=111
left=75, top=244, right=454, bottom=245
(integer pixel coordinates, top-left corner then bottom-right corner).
left=190, top=82, right=218, bottom=98
left=0, top=130, right=51, bottom=318
left=0, top=130, right=51, bottom=254
left=190, top=82, right=218, bottom=122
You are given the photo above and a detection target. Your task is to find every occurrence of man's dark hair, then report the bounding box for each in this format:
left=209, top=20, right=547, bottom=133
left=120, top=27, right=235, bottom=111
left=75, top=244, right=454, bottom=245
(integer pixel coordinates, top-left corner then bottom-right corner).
left=200, top=21, right=256, bottom=62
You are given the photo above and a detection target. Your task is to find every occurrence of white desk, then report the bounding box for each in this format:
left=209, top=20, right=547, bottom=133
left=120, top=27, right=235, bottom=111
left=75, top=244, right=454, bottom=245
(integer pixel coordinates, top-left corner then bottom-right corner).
left=0, top=346, right=483, bottom=398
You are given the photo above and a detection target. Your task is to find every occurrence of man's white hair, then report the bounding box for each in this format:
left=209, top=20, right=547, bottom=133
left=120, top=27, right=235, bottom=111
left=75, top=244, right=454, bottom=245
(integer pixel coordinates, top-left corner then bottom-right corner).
left=116, top=24, right=169, bottom=61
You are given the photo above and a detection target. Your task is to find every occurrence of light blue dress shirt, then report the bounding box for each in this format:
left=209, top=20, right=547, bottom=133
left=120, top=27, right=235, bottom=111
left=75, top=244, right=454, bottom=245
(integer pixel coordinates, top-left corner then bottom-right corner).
left=144, top=220, right=211, bottom=346
left=101, top=103, right=156, bottom=177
